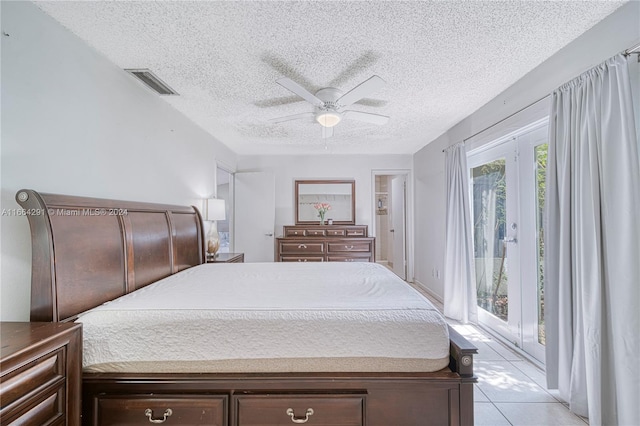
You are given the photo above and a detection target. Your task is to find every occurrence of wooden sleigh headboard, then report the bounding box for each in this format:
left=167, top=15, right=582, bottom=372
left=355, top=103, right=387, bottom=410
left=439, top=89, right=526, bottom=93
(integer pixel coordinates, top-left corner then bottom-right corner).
left=16, top=189, right=205, bottom=322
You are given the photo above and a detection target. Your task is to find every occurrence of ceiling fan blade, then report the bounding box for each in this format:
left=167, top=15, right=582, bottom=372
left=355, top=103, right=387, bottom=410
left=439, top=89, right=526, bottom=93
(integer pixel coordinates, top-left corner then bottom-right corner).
left=276, top=78, right=324, bottom=107
left=322, top=126, right=334, bottom=139
left=337, top=75, right=386, bottom=107
left=269, top=112, right=315, bottom=123
left=343, top=110, right=389, bottom=125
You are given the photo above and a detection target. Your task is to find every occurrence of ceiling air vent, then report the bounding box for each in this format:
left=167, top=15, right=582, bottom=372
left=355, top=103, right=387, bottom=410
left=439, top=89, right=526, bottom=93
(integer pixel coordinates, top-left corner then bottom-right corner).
left=125, top=69, right=178, bottom=95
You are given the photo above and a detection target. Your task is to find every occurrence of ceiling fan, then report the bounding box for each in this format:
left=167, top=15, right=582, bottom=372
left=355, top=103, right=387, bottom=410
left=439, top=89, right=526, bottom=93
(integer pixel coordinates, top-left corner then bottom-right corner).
left=269, top=75, right=389, bottom=138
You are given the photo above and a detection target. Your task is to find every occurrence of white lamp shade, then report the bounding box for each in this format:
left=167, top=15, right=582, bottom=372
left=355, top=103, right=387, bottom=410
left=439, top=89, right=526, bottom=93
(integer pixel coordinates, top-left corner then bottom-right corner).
left=316, top=112, right=341, bottom=128
left=205, top=198, right=226, bottom=221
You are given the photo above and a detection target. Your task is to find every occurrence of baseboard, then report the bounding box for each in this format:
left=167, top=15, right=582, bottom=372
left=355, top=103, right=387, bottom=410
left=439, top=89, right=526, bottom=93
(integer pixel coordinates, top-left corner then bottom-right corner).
left=412, top=279, right=444, bottom=303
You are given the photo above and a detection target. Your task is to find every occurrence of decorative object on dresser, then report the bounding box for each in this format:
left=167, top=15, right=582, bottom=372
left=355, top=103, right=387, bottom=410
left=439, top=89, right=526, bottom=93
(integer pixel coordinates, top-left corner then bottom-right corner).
left=0, top=322, right=82, bottom=426
left=276, top=225, right=374, bottom=262
left=295, top=180, right=355, bottom=225
left=204, top=198, right=226, bottom=256
left=207, top=252, right=244, bottom=263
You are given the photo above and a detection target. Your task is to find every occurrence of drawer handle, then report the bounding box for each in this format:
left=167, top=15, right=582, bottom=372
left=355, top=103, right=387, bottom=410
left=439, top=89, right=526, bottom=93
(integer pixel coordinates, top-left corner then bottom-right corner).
left=298, top=259, right=307, bottom=262
left=345, top=245, right=354, bottom=250
left=298, top=244, right=307, bottom=249
left=286, top=408, right=314, bottom=424
left=145, top=408, right=173, bottom=424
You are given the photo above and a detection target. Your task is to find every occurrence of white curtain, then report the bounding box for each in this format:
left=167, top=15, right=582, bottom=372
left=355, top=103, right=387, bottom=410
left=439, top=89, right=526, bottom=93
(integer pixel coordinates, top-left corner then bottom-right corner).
left=545, top=54, right=640, bottom=425
left=443, top=143, right=477, bottom=323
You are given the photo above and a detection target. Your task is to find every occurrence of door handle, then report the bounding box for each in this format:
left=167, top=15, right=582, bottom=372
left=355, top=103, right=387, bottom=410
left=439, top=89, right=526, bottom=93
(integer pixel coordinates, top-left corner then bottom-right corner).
left=390, top=229, right=395, bottom=233
left=504, top=237, right=517, bottom=243
left=265, top=233, right=274, bottom=237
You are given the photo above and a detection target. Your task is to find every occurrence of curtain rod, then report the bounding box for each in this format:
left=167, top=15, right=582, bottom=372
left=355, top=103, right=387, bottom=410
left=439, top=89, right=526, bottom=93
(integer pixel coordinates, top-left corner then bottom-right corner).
left=442, top=94, right=550, bottom=152
left=442, top=43, right=640, bottom=153
left=623, top=42, right=640, bottom=56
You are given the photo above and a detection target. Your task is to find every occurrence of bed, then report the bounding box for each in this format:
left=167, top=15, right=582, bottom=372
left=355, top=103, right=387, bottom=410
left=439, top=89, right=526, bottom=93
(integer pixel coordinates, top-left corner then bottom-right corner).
left=17, top=189, right=477, bottom=426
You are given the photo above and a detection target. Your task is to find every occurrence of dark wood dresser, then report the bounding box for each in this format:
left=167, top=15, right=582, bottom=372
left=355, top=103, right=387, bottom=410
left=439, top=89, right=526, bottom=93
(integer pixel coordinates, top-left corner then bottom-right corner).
left=0, top=322, right=82, bottom=426
left=276, top=225, right=375, bottom=262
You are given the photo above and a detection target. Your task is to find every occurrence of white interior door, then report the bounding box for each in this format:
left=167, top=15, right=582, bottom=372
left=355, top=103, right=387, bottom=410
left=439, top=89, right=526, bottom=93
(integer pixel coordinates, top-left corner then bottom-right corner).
left=234, top=172, right=275, bottom=262
left=390, top=175, right=406, bottom=279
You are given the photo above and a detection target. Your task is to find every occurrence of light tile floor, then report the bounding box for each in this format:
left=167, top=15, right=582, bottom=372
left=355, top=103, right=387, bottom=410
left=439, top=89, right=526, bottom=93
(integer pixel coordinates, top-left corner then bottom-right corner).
left=410, top=283, right=589, bottom=426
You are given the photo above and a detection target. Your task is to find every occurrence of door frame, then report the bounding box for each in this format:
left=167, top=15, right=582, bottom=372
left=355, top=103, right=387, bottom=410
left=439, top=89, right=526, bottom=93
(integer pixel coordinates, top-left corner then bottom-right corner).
left=371, top=170, right=413, bottom=281
left=467, top=118, right=549, bottom=363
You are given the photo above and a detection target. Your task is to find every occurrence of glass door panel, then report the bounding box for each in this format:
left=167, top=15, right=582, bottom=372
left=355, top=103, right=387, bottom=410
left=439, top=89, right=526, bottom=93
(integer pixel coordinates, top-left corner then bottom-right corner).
left=469, top=142, right=520, bottom=344
left=519, top=126, right=548, bottom=362
left=535, top=143, right=547, bottom=346
left=471, top=159, right=508, bottom=321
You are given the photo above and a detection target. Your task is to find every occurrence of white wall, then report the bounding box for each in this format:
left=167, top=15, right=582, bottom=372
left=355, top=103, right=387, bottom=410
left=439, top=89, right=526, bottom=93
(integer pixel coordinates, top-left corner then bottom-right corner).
left=0, top=2, right=237, bottom=320
left=237, top=155, right=412, bottom=238
left=413, top=1, right=640, bottom=299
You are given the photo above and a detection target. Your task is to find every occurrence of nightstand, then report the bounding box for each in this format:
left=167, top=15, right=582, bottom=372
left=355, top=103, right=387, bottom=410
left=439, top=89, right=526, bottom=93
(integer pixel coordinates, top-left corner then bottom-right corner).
left=206, top=252, right=244, bottom=263
left=1, top=322, right=82, bottom=425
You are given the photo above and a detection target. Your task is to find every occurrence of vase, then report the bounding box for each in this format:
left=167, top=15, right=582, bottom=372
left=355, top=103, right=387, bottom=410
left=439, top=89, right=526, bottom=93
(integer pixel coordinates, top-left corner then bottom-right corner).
left=319, top=212, right=325, bottom=225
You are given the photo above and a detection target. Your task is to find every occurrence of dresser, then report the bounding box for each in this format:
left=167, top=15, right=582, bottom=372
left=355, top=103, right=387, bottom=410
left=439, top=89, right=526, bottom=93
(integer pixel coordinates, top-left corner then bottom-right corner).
left=0, top=322, right=82, bottom=426
left=276, top=225, right=375, bottom=262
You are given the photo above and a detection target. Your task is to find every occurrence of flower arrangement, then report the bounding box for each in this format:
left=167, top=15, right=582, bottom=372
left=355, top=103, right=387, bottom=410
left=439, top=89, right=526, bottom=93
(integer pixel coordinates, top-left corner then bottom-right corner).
left=313, top=202, right=331, bottom=224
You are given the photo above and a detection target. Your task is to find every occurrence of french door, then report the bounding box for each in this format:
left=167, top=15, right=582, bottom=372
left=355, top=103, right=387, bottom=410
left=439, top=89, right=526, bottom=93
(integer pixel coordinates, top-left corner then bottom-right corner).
left=468, top=120, right=548, bottom=363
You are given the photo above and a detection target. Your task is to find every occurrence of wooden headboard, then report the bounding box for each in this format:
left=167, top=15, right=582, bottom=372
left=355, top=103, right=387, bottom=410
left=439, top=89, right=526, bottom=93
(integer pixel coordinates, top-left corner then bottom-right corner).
left=16, top=189, right=205, bottom=322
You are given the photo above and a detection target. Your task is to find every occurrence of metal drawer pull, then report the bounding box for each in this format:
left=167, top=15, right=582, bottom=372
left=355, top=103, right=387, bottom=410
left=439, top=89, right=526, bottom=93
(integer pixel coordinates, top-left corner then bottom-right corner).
left=145, top=408, right=173, bottom=424
left=286, top=408, right=314, bottom=424
left=298, top=259, right=307, bottom=262
left=298, top=244, right=307, bottom=249
left=345, top=245, right=354, bottom=250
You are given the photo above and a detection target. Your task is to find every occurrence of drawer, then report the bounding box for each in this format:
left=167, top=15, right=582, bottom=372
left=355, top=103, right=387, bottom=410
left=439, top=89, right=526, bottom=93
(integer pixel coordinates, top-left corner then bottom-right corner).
left=280, top=256, right=324, bottom=262
left=96, top=395, right=227, bottom=426
left=1, top=349, right=64, bottom=409
left=326, top=228, right=346, bottom=237
left=305, top=229, right=326, bottom=237
left=346, top=228, right=366, bottom=236
left=327, top=242, right=372, bottom=253
left=236, top=395, right=363, bottom=426
left=4, top=385, right=64, bottom=426
left=279, top=242, right=324, bottom=254
left=285, top=229, right=306, bottom=237
left=327, top=256, right=371, bottom=262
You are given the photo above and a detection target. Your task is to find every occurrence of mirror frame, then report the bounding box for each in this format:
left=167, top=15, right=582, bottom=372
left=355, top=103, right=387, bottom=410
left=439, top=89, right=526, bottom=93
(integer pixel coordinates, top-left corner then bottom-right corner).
left=295, top=179, right=356, bottom=225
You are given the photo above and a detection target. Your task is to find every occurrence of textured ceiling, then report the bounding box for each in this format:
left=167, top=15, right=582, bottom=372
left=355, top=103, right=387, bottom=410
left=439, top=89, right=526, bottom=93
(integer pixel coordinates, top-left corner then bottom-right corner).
left=34, top=1, right=625, bottom=155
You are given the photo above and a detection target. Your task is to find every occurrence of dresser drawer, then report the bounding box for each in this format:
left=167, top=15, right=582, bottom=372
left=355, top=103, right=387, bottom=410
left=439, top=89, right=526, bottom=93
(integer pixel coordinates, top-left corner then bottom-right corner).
left=279, top=242, right=324, bottom=254
left=1, top=349, right=64, bottom=409
left=326, top=228, right=346, bottom=237
left=96, top=395, right=227, bottom=426
left=235, top=395, right=363, bottom=426
left=327, top=256, right=372, bottom=262
left=285, top=228, right=306, bottom=237
left=305, top=229, right=326, bottom=237
left=346, top=228, right=366, bottom=236
left=280, top=256, right=324, bottom=262
left=327, top=241, right=372, bottom=253
left=4, top=384, right=64, bottom=426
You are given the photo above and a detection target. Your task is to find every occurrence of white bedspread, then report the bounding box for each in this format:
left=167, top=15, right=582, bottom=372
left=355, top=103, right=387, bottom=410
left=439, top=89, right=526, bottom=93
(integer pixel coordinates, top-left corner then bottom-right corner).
left=76, top=262, right=450, bottom=372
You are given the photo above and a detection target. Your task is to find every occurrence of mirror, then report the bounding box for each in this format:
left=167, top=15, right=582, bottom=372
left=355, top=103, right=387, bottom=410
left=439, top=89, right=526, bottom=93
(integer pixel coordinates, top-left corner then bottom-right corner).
left=295, top=180, right=355, bottom=225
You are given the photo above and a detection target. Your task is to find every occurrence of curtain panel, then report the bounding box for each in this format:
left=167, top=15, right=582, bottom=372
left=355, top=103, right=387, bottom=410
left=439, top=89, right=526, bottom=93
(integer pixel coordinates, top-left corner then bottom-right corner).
left=443, top=143, right=477, bottom=323
left=545, top=54, right=640, bottom=425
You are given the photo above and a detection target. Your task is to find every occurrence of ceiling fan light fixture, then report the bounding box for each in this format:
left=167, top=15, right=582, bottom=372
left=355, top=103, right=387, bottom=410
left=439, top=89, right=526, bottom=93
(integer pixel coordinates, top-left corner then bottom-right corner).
left=316, top=111, right=342, bottom=127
